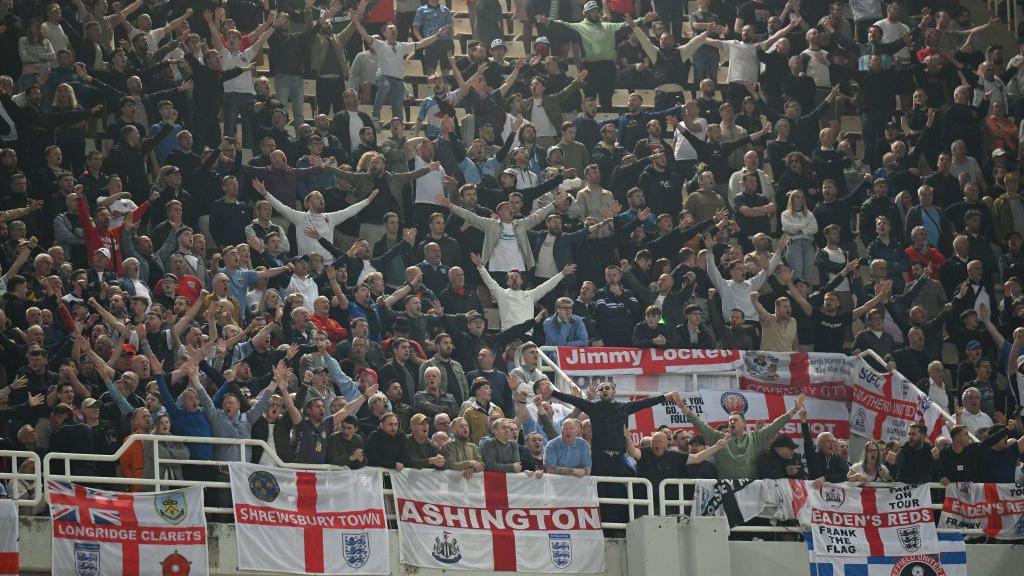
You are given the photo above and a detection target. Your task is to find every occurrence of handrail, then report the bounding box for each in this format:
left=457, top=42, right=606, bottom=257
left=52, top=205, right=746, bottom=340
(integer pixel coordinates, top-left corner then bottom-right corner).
left=4, top=440, right=1005, bottom=538
left=34, top=436, right=655, bottom=528
left=0, top=450, right=42, bottom=507
left=657, top=479, right=987, bottom=536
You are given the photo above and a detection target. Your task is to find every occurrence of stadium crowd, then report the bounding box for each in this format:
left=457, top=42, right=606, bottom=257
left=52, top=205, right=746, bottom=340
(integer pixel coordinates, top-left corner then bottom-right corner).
left=0, top=0, right=1023, bottom=518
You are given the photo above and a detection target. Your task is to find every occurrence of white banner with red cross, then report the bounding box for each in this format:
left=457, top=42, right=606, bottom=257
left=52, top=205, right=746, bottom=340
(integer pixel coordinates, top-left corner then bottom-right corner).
left=939, top=482, right=1024, bottom=539
left=0, top=500, right=17, bottom=576
left=806, top=483, right=938, bottom=558
left=626, top=389, right=849, bottom=454
left=48, top=480, right=208, bottom=576
left=228, top=463, right=389, bottom=575
left=391, top=469, right=604, bottom=573
left=848, top=358, right=951, bottom=444
left=738, top=351, right=854, bottom=401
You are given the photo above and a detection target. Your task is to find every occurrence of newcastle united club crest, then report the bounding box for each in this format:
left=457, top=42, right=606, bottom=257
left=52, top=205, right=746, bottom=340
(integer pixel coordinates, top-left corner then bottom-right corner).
left=156, top=492, right=187, bottom=525
left=342, top=533, right=370, bottom=568
left=74, top=542, right=101, bottom=576
left=248, top=470, right=280, bottom=502
left=432, top=531, right=462, bottom=564
left=549, top=533, right=572, bottom=568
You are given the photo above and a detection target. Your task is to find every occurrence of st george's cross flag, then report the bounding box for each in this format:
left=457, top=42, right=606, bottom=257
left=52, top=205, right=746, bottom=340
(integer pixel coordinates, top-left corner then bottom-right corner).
left=48, top=480, right=208, bottom=576
left=228, top=462, right=389, bottom=575
left=0, top=500, right=18, bottom=575
left=939, top=482, right=1024, bottom=539
left=807, top=532, right=968, bottom=576
left=848, top=358, right=952, bottom=444
left=806, top=483, right=938, bottom=558
left=391, top=469, right=605, bottom=573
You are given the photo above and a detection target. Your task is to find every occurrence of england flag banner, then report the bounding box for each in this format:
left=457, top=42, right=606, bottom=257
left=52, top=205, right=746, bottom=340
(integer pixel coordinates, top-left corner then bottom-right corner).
left=627, top=389, right=849, bottom=453
left=939, top=482, right=1024, bottom=539
left=392, top=469, right=604, bottom=573
left=849, top=358, right=951, bottom=444
left=0, top=500, right=17, bottom=576
left=48, top=481, right=208, bottom=576
left=739, top=351, right=854, bottom=401
left=807, top=483, right=938, bottom=558
left=555, top=346, right=742, bottom=375
left=229, top=462, right=389, bottom=575
left=807, top=531, right=968, bottom=576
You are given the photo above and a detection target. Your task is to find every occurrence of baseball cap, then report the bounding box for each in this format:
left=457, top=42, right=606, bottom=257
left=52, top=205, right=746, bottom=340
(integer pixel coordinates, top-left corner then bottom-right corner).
left=165, top=165, right=181, bottom=175
left=310, top=364, right=328, bottom=374
left=163, top=272, right=179, bottom=283
left=501, top=167, right=517, bottom=177
left=583, top=1, right=600, bottom=13
left=82, top=398, right=100, bottom=409
left=94, top=247, right=111, bottom=260
left=535, top=36, right=550, bottom=45
left=466, top=311, right=485, bottom=323
left=771, top=435, right=798, bottom=450
left=965, top=340, right=982, bottom=351
left=490, top=38, right=506, bottom=50
left=357, top=367, right=378, bottom=382
left=291, top=254, right=310, bottom=265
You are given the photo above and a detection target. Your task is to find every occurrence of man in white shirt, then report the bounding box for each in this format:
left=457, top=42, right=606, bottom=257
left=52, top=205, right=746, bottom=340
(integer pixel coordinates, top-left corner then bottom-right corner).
left=127, top=9, right=193, bottom=53
left=407, top=138, right=455, bottom=232
left=703, top=15, right=802, bottom=109
left=252, top=179, right=377, bottom=258
left=956, top=387, right=993, bottom=436
left=352, top=8, right=450, bottom=124
left=472, top=253, right=575, bottom=330
left=204, top=10, right=277, bottom=140
left=872, top=2, right=911, bottom=61
left=286, top=257, right=320, bottom=308
left=704, top=232, right=788, bottom=322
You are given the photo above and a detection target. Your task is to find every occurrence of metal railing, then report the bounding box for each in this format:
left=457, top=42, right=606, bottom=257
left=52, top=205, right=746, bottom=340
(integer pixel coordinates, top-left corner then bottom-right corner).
left=0, top=450, right=42, bottom=507
left=657, top=479, right=987, bottom=536
left=0, top=441, right=1006, bottom=538
left=30, top=435, right=653, bottom=528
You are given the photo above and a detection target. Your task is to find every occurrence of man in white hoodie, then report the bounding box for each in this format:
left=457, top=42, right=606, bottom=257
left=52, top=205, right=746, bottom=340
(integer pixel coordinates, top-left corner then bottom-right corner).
left=470, top=252, right=575, bottom=331
left=253, top=179, right=377, bottom=258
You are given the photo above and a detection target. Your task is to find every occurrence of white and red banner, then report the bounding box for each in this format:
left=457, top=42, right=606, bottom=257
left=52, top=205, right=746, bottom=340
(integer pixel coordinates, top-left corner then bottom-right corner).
left=48, top=481, right=208, bottom=576
left=939, top=483, right=1024, bottom=539
left=691, top=478, right=809, bottom=525
left=555, top=346, right=742, bottom=375
left=229, top=462, right=389, bottom=575
left=849, top=358, right=951, bottom=444
left=392, top=469, right=604, bottom=573
left=806, top=483, right=938, bottom=558
left=627, top=389, right=849, bottom=452
left=738, top=351, right=853, bottom=401
left=0, top=500, right=17, bottom=576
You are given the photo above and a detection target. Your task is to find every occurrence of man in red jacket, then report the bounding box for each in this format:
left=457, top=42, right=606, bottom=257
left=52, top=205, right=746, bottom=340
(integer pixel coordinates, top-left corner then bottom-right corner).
left=76, top=187, right=157, bottom=274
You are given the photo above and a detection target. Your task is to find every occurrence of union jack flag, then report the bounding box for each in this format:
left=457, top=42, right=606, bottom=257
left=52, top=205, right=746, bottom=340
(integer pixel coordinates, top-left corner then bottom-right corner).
left=48, top=481, right=128, bottom=526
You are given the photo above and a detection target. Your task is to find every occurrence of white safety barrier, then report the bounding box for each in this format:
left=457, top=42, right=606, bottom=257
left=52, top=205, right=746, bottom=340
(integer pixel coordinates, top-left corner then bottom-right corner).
left=0, top=441, right=1005, bottom=539
left=0, top=450, right=42, bottom=507
left=25, top=434, right=653, bottom=528
left=657, top=479, right=988, bottom=536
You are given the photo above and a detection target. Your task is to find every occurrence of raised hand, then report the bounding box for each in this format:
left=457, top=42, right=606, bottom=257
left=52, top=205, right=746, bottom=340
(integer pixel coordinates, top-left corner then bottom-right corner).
left=469, top=252, right=483, bottom=267
left=252, top=179, right=268, bottom=197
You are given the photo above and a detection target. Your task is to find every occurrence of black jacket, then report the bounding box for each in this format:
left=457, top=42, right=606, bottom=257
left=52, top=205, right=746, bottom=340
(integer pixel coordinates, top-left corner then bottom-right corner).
left=803, top=422, right=849, bottom=482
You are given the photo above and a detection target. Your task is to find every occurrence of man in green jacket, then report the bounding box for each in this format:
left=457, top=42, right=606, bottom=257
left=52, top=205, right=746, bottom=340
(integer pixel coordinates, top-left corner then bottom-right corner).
left=676, top=392, right=806, bottom=479
left=513, top=66, right=589, bottom=149
left=537, top=1, right=656, bottom=110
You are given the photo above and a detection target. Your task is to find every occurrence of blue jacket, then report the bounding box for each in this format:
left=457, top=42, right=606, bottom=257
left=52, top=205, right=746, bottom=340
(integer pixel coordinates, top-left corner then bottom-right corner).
left=157, top=374, right=214, bottom=460
left=543, top=315, right=589, bottom=347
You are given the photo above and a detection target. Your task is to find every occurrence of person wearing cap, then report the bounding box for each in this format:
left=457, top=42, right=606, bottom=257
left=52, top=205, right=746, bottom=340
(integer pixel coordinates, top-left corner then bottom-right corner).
left=536, top=3, right=654, bottom=110
left=626, top=430, right=729, bottom=508
left=461, top=377, right=504, bottom=443
left=152, top=165, right=195, bottom=231
left=406, top=412, right=446, bottom=469
left=755, top=433, right=805, bottom=479
left=75, top=182, right=156, bottom=276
